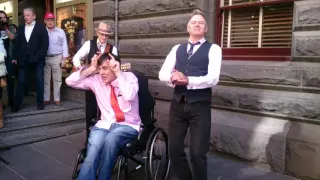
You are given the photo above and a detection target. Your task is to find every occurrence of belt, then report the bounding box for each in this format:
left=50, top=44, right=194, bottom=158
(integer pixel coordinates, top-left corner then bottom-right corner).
left=46, top=54, right=62, bottom=57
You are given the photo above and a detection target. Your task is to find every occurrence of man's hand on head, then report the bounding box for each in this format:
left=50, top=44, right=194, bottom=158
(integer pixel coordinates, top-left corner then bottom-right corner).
left=90, top=54, right=99, bottom=71
left=108, top=53, right=121, bottom=77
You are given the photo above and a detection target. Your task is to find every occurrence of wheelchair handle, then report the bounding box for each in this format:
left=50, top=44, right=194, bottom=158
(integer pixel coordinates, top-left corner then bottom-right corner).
left=153, top=92, right=159, bottom=100
left=151, top=92, right=159, bottom=120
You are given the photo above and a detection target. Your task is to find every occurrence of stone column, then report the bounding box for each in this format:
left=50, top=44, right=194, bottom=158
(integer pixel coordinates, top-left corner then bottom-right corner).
left=196, top=0, right=216, bottom=42
left=92, top=0, right=115, bottom=44
left=286, top=1, right=320, bottom=180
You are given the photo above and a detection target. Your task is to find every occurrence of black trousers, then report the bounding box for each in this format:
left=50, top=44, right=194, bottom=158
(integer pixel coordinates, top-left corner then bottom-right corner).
left=168, top=99, right=211, bottom=180
left=14, top=62, right=44, bottom=106
left=85, top=90, right=98, bottom=139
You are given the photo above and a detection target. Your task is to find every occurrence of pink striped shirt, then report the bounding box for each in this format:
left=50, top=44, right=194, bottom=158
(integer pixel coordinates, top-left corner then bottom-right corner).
left=65, top=70, right=141, bottom=131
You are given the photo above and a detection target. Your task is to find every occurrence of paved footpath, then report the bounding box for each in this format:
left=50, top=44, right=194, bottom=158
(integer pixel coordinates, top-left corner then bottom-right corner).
left=0, top=132, right=297, bottom=180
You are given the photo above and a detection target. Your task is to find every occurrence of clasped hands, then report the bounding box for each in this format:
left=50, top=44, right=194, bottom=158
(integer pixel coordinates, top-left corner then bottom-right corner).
left=171, top=69, right=188, bottom=86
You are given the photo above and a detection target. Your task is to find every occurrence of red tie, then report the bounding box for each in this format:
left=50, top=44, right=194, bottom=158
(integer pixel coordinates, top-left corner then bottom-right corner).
left=110, top=86, right=125, bottom=122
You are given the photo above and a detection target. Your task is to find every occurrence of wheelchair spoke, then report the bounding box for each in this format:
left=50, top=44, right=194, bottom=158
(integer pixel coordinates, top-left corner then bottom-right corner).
left=146, top=128, right=170, bottom=180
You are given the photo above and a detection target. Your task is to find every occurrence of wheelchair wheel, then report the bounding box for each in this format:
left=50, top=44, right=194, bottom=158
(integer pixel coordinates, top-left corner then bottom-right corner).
left=145, top=127, right=170, bottom=180
left=72, top=148, right=87, bottom=180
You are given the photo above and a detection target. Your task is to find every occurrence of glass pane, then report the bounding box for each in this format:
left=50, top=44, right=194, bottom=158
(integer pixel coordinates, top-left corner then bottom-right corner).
left=56, top=3, right=87, bottom=73
left=231, top=0, right=259, bottom=6
left=222, top=11, right=229, bottom=48
left=262, top=3, right=293, bottom=47
left=0, top=1, right=13, bottom=14
left=224, top=0, right=230, bottom=6
left=229, top=6, right=260, bottom=47
left=56, top=0, right=74, bottom=4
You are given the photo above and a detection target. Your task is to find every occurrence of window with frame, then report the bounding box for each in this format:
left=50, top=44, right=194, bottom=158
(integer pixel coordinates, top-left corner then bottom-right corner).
left=216, top=0, right=294, bottom=61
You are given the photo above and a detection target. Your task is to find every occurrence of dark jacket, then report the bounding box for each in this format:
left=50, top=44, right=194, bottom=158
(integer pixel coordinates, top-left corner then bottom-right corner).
left=13, top=22, right=49, bottom=66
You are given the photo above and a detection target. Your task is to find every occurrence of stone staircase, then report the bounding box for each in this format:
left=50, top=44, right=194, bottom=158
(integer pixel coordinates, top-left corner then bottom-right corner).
left=0, top=98, right=86, bottom=150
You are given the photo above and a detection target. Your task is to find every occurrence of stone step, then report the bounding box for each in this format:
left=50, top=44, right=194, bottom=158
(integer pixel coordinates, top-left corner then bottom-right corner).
left=0, top=114, right=85, bottom=137
left=0, top=101, right=86, bottom=150
left=0, top=122, right=86, bottom=150
left=3, top=102, right=85, bottom=122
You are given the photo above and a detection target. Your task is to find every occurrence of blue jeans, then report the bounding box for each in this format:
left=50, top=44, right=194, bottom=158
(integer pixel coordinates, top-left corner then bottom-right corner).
left=78, top=123, right=138, bottom=180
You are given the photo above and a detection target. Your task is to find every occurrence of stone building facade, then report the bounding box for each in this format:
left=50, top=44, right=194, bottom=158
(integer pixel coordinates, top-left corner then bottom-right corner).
left=90, top=0, right=320, bottom=179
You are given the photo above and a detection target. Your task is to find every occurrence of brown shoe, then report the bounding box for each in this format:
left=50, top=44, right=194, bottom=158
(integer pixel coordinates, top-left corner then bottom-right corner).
left=55, top=101, right=63, bottom=106
left=44, top=101, right=50, bottom=106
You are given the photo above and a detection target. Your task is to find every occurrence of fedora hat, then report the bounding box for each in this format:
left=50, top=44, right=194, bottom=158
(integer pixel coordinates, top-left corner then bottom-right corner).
left=95, top=22, right=113, bottom=35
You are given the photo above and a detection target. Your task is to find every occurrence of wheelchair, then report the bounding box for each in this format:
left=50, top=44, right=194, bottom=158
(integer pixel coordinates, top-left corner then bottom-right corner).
left=72, top=66, right=170, bottom=180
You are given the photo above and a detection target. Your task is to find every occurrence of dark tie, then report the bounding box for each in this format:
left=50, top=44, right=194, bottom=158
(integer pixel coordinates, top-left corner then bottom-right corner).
left=187, top=42, right=201, bottom=58
left=97, top=43, right=102, bottom=54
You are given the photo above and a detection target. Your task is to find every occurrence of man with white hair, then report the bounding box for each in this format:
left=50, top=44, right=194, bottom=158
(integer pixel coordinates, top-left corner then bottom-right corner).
left=43, top=12, right=68, bottom=106
left=72, top=22, right=118, bottom=139
left=159, top=9, right=222, bottom=180
left=11, top=7, right=49, bottom=112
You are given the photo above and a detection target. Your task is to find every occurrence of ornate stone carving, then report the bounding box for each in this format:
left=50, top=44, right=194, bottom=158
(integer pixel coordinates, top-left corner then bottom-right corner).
left=119, top=42, right=175, bottom=55
left=238, top=94, right=320, bottom=120
left=220, top=66, right=302, bottom=86
left=298, top=6, right=320, bottom=25
left=93, top=1, right=115, bottom=18
left=119, top=17, right=188, bottom=35
left=302, top=68, right=320, bottom=88
left=119, top=0, right=196, bottom=16
left=212, top=90, right=238, bottom=108
left=295, top=37, right=320, bottom=56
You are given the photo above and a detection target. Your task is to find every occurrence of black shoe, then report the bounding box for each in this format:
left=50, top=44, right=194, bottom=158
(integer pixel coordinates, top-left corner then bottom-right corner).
left=37, top=104, right=44, bottom=110
left=11, top=106, right=20, bottom=112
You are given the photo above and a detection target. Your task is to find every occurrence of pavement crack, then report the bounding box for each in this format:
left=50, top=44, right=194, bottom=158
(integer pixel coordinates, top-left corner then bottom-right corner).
left=30, top=147, right=73, bottom=170
left=0, top=161, right=27, bottom=180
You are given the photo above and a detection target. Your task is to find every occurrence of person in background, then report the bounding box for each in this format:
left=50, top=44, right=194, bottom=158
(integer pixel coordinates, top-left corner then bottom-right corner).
left=159, top=9, right=222, bottom=180
left=0, top=37, right=7, bottom=129
left=72, top=22, right=118, bottom=139
left=11, top=8, right=49, bottom=112
left=43, top=12, right=68, bottom=106
left=0, top=10, right=16, bottom=108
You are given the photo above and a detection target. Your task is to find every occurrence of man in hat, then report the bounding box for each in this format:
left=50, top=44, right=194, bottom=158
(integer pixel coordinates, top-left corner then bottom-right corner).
left=43, top=12, right=68, bottom=106
left=72, top=22, right=118, bottom=139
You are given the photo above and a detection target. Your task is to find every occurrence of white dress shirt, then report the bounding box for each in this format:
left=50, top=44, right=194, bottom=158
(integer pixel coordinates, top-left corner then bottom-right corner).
left=159, top=38, right=222, bottom=90
left=25, top=21, right=36, bottom=42
left=72, top=39, right=118, bottom=68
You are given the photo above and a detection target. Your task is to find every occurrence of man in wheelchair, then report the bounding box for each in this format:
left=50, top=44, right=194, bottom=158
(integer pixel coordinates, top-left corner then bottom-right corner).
left=66, top=52, right=141, bottom=180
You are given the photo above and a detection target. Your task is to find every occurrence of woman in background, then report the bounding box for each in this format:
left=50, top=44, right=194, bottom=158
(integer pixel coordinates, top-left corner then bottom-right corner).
left=0, top=37, right=7, bottom=128
left=0, top=10, right=16, bottom=108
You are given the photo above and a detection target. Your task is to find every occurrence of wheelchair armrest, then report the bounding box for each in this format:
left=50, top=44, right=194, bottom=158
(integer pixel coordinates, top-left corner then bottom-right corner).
left=153, top=92, right=159, bottom=100
left=137, top=124, right=155, bottom=144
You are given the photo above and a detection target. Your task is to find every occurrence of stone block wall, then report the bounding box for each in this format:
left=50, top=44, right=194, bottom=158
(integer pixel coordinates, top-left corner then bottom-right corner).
left=284, top=1, right=320, bottom=180
left=91, top=0, right=320, bottom=179
left=117, top=0, right=215, bottom=57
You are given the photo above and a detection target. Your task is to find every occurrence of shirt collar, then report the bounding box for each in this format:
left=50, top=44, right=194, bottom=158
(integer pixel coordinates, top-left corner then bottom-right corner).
left=97, top=39, right=107, bottom=47
left=110, top=78, right=119, bottom=87
left=188, top=37, right=206, bottom=45
left=47, top=26, right=58, bottom=32
left=26, top=21, right=36, bottom=27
